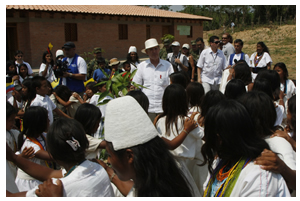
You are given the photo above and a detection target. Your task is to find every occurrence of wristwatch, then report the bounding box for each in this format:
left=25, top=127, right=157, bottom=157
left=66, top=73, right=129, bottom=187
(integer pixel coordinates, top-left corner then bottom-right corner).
left=69, top=73, right=73, bottom=77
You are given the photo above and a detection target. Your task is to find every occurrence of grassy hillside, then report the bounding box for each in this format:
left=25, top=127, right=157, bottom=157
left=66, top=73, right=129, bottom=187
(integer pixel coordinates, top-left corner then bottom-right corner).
left=203, top=25, right=296, bottom=80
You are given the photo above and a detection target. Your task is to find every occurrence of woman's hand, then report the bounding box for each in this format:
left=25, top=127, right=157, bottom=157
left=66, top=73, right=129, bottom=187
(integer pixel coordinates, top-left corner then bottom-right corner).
left=254, top=149, right=285, bottom=174
left=184, top=112, right=198, bottom=133
left=19, top=146, right=35, bottom=159
left=35, top=179, right=63, bottom=197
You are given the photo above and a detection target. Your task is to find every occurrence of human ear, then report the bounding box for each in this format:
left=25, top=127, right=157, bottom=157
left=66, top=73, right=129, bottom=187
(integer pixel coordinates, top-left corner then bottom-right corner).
left=125, top=149, right=134, bottom=165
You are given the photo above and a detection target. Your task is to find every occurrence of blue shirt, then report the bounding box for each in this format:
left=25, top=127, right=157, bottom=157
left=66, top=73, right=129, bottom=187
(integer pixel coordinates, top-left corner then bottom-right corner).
left=93, top=68, right=111, bottom=82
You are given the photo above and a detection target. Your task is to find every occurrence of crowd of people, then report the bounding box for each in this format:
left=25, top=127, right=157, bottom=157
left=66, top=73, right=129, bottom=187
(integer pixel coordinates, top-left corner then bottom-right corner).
left=6, top=33, right=296, bottom=197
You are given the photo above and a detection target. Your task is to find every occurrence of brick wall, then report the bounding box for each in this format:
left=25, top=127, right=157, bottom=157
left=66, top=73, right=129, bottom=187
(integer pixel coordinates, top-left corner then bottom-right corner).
left=7, top=10, right=205, bottom=70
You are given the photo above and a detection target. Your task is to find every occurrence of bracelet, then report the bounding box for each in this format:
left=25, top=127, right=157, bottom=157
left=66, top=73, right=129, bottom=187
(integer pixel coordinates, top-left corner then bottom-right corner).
left=279, top=99, right=283, bottom=101
left=69, top=73, right=73, bottom=77
left=110, top=172, right=116, bottom=182
left=182, top=129, right=188, bottom=134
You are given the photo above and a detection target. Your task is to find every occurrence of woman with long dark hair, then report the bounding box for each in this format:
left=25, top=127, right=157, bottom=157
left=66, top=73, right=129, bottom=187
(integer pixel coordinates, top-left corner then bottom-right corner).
left=39, top=50, right=56, bottom=83
left=126, top=46, right=140, bottom=73
left=249, top=41, right=272, bottom=79
left=155, top=84, right=204, bottom=196
left=201, top=99, right=290, bottom=196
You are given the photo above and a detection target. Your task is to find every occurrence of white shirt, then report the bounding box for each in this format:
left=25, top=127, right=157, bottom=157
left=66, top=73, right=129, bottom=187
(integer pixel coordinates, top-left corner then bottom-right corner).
left=226, top=53, right=250, bottom=67
left=6, top=129, right=20, bottom=193
left=156, top=116, right=204, bottom=159
left=197, top=48, right=227, bottom=85
left=61, top=56, right=87, bottom=85
left=265, top=136, right=296, bottom=170
left=15, top=61, right=33, bottom=75
left=222, top=42, right=235, bottom=60
left=167, top=52, right=189, bottom=71
left=85, top=134, right=103, bottom=160
left=39, top=63, right=57, bottom=83
left=249, top=52, right=272, bottom=68
left=26, top=160, right=114, bottom=197
left=90, top=94, right=113, bottom=118
left=130, top=61, right=139, bottom=73
left=274, top=102, right=284, bottom=126
left=132, top=59, right=174, bottom=113
left=280, top=79, right=296, bottom=100
left=30, top=94, right=57, bottom=125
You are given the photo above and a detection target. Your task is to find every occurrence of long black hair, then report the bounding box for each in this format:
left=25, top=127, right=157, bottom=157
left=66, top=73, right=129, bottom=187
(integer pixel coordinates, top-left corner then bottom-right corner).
left=256, top=69, right=281, bottom=101
left=234, top=62, right=252, bottom=86
left=18, top=106, right=49, bottom=150
left=257, top=41, right=270, bottom=55
left=53, top=85, right=72, bottom=102
left=126, top=90, right=149, bottom=113
left=238, top=91, right=277, bottom=138
left=224, top=79, right=246, bottom=100
left=21, top=78, right=36, bottom=110
left=252, top=78, right=273, bottom=99
left=126, top=52, right=139, bottom=63
left=74, top=103, right=102, bottom=135
left=107, top=136, right=193, bottom=197
left=186, top=82, right=205, bottom=110
left=288, top=95, right=296, bottom=136
left=156, top=84, right=188, bottom=136
left=200, top=90, right=226, bottom=118
left=42, top=50, right=54, bottom=66
left=47, top=118, right=89, bottom=164
left=201, top=99, right=270, bottom=174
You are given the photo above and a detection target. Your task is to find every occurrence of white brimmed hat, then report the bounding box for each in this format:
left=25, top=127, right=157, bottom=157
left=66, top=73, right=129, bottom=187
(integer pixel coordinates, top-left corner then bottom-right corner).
left=109, top=58, right=120, bottom=66
left=141, top=38, right=164, bottom=54
left=171, top=41, right=180, bottom=46
left=128, top=46, right=137, bottom=53
left=104, top=96, right=158, bottom=151
left=182, top=44, right=190, bottom=49
left=56, top=50, right=64, bottom=58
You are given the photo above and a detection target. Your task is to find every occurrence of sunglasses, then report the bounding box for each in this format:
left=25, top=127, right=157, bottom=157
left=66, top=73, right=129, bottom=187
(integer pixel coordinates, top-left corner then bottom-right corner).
left=214, top=41, right=220, bottom=44
left=222, top=37, right=228, bottom=39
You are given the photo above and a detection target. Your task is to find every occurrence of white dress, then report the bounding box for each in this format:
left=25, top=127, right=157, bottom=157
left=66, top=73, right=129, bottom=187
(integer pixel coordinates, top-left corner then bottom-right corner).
left=26, top=160, right=114, bottom=197
left=156, top=116, right=204, bottom=196
left=15, top=133, right=48, bottom=192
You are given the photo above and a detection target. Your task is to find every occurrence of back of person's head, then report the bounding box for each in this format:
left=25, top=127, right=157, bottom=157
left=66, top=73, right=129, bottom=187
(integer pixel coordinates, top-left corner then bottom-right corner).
left=209, top=35, right=219, bottom=43
left=6, top=102, right=17, bottom=119
left=225, top=79, right=246, bottom=100
left=126, top=90, right=149, bottom=113
left=252, top=78, right=273, bottom=99
left=47, top=118, right=89, bottom=164
left=256, top=70, right=280, bottom=100
left=186, top=82, right=205, bottom=108
left=162, top=84, right=188, bottom=119
left=238, top=91, right=276, bottom=138
left=14, top=50, right=23, bottom=56
left=85, top=82, right=98, bottom=94
left=200, top=90, right=226, bottom=118
left=107, top=136, right=192, bottom=196
left=31, top=75, right=47, bottom=92
left=74, top=103, right=102, bottom=135
left=234, top=62, right=252, bottom=85
left=234, top=39, right=243, bottom=46
left=54, top=85, right=72, bottom=102
left=257, top=41, right=270, bottom=54
left=19, top=106, right=48, bottom=150
left=170, top=72, right=188, bottom=89
left=288, top=95, right=296, bottom=133
left=202, top=99, right=270, bottom=174
left=273, top=62, right=288, bottom=80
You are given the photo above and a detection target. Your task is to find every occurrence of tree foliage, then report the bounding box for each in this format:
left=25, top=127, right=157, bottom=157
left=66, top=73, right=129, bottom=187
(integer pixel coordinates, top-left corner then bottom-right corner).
left=180, top=5, right=296, bottom=31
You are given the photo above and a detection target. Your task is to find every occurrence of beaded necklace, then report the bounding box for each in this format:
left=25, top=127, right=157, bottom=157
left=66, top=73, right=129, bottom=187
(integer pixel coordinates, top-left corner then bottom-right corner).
left=254, top=52, right=264, bottom=67
left=203, top=157, right=251, bottom=197
left=63, top=160, right=85, bottom=177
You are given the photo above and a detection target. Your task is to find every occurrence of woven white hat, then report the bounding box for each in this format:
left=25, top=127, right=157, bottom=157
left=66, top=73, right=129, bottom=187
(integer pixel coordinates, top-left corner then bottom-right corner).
left=171, top=41, right=180, bottom=46
left=105, top=96, right=158, bottom=151
left=182, top=44, right=190, bottom=49
left=128, top=46, right=137, bottom=53
left=56, top=49, right=64, bottom=58
left=145, top=38, right=159, bottom=50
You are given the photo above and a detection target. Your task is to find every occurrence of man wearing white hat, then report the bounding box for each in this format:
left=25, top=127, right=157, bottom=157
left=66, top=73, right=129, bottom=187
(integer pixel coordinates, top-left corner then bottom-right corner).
left=132, top=38, right=174, bottom=122
left=166, top=41, right=189, bottom=72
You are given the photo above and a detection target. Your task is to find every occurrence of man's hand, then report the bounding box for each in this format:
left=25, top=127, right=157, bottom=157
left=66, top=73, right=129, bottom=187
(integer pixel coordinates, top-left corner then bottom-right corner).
left=35, top=179, right=63, bottom=197
left=254, top=149, right=285, bottom=174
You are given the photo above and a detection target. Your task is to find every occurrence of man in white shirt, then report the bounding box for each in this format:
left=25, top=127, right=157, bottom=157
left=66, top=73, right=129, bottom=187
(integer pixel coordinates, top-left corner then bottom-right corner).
left=221, top=33, right=235, bottom=60
left=132, top=38, right=174, bottom=122
left=59, top=42, right=87, bottom=96
left=197, top=36, right=227, bottom=94
left=226, top=39, right=250, bottom=68
left=167, top=41, right=189, bottom=72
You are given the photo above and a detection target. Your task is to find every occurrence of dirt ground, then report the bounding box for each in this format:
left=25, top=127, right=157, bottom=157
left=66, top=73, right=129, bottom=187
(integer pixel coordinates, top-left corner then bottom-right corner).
left=203, top=25, right=296, bottom=80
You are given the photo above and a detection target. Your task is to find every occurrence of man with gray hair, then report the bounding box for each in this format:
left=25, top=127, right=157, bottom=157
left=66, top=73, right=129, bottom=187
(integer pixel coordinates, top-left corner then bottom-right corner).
left=133, top=38, right=174, bottom=121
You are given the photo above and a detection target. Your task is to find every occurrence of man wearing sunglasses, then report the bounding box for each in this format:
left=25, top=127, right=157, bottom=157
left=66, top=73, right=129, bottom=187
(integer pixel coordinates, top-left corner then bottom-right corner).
left=196, top=36, right=227, bottom=93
